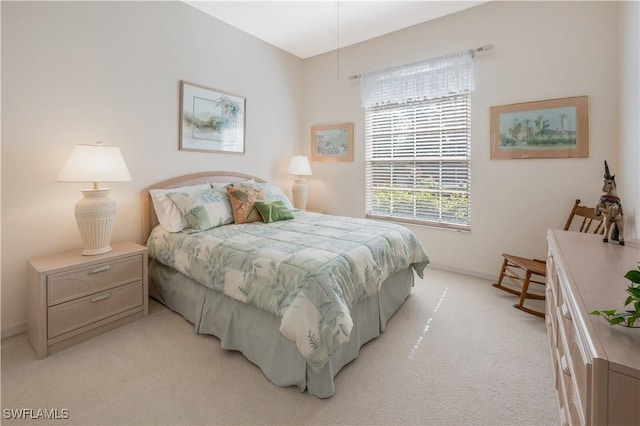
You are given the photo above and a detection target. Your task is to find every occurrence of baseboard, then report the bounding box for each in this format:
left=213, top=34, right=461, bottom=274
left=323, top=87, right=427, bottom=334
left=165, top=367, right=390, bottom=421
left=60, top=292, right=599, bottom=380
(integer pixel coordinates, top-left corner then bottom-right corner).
left=2, top=322, right=26, bottom=339
left=428, top=263, right=497, bottom=282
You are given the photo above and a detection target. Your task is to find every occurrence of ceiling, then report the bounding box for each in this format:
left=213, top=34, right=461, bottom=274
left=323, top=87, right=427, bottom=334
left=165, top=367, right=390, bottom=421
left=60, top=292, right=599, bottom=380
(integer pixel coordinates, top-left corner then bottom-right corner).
left=184, top=1, right=487, bottom=59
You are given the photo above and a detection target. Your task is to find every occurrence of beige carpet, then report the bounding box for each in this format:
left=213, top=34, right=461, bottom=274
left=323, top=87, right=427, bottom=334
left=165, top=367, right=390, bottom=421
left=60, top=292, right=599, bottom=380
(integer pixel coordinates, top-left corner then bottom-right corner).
left=1, top=268, right=559, bottom=425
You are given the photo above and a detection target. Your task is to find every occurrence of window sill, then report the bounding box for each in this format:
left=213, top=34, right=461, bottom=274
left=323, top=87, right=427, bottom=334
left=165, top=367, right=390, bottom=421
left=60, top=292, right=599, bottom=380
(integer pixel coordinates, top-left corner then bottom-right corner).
left=365, top=214, right=471, bottom=232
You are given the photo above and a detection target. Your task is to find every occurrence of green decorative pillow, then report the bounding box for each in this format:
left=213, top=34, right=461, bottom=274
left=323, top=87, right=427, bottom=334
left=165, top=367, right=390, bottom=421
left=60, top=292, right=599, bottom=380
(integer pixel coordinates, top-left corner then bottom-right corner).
left=254, top=200, right=295, bottom=224
left=226, top=186, right=265, bottom=224
left=166, top=187, right=233, bottom=232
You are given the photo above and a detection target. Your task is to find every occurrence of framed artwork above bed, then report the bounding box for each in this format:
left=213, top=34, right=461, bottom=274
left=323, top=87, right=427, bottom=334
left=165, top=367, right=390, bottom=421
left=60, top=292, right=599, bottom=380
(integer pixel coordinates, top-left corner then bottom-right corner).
left=179, top=81, right=246, bottom=154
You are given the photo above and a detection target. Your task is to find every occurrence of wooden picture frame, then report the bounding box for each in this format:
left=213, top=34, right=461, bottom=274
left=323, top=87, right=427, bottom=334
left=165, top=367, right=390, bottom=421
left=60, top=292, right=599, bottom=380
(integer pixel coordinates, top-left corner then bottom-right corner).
left=179, top=81, right=245, bottom=154
left=310, top=123, right=354, bottom=162
left=490, top=96, right=588, bottom=159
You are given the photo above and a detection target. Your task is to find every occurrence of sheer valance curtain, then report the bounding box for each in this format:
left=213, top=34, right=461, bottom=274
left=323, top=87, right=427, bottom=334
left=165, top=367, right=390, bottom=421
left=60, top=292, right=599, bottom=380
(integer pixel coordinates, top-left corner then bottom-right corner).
left=360, top=50, right=475, bottom=108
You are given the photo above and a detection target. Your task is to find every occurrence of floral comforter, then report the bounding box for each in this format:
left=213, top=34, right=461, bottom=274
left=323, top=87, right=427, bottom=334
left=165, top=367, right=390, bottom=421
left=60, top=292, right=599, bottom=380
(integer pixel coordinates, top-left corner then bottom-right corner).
left=147, top=211, right=429, bottom=372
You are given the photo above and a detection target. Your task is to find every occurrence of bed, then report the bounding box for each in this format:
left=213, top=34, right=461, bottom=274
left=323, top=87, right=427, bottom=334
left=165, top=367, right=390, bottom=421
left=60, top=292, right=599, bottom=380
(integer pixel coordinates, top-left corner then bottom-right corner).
left=142, top=171, right=430, bottom=398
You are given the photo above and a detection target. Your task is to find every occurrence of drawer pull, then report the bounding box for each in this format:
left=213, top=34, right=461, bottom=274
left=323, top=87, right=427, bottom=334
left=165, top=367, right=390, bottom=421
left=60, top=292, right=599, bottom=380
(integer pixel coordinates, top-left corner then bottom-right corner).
left=89, top=265, right=111, bottom=274
left=561, top=303, right=572, bottom=320
left=90, top=293, right=111, bottom=303
left=560, top=355, right=571, bottom=377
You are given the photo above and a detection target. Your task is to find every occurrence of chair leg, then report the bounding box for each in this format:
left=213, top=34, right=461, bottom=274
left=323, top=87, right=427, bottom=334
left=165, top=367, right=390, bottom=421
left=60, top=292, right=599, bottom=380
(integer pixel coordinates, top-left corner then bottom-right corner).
left=492, top=258, right=524, bottom=297
left=513, top=270, right=545, bottom=318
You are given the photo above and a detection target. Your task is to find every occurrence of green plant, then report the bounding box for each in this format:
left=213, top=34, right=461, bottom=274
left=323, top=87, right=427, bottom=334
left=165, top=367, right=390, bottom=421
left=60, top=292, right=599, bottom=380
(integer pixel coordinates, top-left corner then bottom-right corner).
left=591, top=261, right=640, bottom=327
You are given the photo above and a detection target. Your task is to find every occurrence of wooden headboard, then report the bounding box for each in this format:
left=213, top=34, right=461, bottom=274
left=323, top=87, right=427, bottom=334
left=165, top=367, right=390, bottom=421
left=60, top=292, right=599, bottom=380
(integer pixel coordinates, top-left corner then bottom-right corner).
left=141, top=171, right=268, bottom=242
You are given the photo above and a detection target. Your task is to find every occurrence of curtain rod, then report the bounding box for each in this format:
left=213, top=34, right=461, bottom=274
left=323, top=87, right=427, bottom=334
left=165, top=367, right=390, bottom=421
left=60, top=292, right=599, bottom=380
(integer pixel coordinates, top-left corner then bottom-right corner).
left=347, top=44, right=494, bottom=81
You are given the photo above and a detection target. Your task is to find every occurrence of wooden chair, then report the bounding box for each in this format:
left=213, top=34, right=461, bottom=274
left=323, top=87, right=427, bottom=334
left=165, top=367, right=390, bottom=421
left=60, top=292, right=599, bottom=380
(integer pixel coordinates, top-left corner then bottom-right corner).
left=492, top=199, right=603, bottom=317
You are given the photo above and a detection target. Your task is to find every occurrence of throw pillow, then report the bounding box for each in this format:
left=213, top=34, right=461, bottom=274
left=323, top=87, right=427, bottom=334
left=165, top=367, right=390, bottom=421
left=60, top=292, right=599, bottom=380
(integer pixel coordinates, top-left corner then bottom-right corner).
left=254, top=200, right=295, bottom=224
left=226, top=186, right=265, bottom=224
left=236, top=181, right=294, bottom=210
left=166, top=187, right=233, bottom=232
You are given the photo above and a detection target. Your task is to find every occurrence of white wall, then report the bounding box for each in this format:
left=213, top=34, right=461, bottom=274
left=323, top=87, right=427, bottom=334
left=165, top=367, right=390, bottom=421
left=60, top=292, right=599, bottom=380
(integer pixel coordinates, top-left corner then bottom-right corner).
left=619, top=0, right=640, bottom=240
left=1, top=1, right=303, bottom=335
left=302, top=1, right=629, bottom=278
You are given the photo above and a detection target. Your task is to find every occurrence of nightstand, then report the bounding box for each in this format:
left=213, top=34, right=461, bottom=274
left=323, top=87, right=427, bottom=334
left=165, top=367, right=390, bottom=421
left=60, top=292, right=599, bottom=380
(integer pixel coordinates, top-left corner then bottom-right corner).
left=27, top=241, right=148, bottom=359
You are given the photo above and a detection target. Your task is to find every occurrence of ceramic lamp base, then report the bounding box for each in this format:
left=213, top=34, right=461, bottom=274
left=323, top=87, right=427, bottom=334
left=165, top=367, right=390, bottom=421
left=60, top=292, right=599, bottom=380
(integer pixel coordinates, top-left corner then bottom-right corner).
left=75, top=188, right=116, bottom=255
left=291, top=178, right=308, bottom=210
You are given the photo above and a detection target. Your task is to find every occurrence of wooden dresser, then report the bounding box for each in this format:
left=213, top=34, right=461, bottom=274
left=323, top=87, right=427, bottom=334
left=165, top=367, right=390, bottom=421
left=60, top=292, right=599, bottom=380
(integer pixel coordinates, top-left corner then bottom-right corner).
left=546, top=230, right=640, bottom=425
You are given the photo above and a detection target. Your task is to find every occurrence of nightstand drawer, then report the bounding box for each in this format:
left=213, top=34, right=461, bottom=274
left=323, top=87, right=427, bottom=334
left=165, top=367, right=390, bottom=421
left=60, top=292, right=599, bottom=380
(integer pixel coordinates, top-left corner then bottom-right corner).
left=48, top=281, right=143, bottom=338
left=48, top=255, right=143, bottom=306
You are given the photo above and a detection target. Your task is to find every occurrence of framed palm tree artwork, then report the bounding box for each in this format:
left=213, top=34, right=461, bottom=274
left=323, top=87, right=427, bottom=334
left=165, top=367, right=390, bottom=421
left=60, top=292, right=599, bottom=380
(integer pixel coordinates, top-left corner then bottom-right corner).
left=179, top=81, right=245, bottom=154
left=490, top=96, right=588, bottom=159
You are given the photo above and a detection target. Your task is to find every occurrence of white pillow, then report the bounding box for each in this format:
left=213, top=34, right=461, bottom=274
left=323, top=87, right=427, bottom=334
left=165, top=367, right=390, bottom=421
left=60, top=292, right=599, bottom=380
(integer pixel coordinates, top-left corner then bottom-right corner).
left=149, top=183, right=211, bottom=232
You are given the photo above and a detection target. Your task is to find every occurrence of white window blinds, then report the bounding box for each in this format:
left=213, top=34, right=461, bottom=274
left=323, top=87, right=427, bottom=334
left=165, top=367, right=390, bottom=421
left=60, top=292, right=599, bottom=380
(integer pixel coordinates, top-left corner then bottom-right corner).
left=362, top=51, right=473, bottom=230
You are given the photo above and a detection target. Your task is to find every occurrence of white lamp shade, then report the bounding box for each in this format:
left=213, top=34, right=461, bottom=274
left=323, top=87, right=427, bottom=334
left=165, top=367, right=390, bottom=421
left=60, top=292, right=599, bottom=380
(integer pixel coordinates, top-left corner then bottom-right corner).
left=57, top=143, right=131, bottom=184
left=287, top=155, right=312, bottom=176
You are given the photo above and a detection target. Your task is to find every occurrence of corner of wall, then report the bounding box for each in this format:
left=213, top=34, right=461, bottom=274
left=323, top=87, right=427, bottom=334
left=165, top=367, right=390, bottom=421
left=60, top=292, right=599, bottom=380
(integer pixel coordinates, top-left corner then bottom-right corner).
left=618, top=0, right=640, bottom=240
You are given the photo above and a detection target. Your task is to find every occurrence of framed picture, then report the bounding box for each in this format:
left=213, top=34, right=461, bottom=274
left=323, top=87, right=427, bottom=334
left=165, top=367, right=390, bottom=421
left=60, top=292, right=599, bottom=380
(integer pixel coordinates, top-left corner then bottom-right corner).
left=490, top=96, right=588, bottom=159
left=310, top=123, right=354, bottom=162
left=179, top=81, right=245, bottom=154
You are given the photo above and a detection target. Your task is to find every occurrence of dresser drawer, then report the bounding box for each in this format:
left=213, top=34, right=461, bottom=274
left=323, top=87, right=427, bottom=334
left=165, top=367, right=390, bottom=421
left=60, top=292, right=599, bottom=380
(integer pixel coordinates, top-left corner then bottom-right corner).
left=557, top=312, right=588, bottom=425
left=48, top=255, right=143, bottom=306
left=567, top=335, right=589, bottom=424
left=545, top=295, right=558, bottom=356
left=559, top=302, right=575, bottom=349
left=546, top=253, right=558, bottom=301
left=559, top=351, right=585, bottom=425
left=48, top=281, right=143, bottom=338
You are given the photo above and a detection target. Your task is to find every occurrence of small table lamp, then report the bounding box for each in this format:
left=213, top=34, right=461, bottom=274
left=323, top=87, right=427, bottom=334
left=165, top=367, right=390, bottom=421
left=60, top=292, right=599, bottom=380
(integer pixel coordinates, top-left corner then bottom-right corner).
left=56, top=142, right=132, bottom=255
left=287, top=155, right=312, bottom=210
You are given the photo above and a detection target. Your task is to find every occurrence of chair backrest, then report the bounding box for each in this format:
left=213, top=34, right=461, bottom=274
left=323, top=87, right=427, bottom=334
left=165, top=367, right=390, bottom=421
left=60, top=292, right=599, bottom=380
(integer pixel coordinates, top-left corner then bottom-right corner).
left=563, top=199, right=604, bottom=234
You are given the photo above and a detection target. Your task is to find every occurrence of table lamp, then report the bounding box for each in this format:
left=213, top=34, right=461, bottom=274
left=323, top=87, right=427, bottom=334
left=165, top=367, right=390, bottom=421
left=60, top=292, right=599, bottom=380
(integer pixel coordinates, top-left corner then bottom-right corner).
left=56, top=142, right=132, bottom=255
left=287, top=155, right=312, bottom=210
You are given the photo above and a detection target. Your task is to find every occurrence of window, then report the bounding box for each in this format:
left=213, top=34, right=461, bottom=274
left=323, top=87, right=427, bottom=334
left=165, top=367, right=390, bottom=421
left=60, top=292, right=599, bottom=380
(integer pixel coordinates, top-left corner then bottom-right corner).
left=361, top=52, right=473, bottom=230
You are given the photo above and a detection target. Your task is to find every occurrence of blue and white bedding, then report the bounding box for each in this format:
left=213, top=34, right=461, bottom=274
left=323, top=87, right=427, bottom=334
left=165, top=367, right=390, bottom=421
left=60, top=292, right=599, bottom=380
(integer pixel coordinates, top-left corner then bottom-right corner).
left=147, top=211, right=429, bottom=372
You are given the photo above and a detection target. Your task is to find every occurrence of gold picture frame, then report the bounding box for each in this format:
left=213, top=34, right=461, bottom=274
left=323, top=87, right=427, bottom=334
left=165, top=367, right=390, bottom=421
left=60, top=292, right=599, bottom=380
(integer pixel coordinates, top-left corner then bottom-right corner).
left=490, top=96, right=588, bottom=159
left=179, top=80, right=246, bottom=154
left=310, top=123, right=354, bottom=162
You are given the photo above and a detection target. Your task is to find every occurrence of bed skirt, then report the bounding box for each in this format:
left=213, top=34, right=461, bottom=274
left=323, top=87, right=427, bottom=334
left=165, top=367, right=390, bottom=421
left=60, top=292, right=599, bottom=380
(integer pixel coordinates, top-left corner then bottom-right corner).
left=148, top=260, right=414, bottom=398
